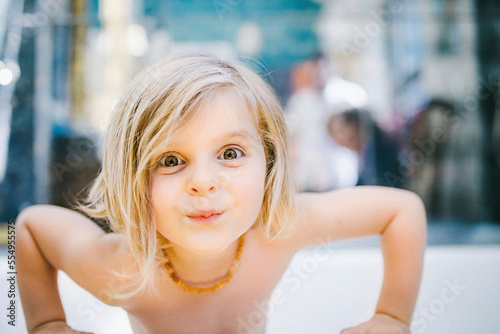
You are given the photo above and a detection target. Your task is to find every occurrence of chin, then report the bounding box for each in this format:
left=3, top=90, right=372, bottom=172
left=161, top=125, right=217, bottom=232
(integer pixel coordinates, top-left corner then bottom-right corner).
left=178, top=231, right=239, bottom=254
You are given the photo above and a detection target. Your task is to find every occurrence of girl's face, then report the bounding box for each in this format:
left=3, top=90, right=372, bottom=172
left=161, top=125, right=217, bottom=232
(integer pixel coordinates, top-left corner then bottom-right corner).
left=151, top=91, right=267, bottom=254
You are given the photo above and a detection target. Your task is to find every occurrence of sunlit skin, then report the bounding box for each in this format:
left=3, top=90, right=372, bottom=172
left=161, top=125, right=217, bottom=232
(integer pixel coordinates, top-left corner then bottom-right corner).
left=15, top=90, right=426, bottom=334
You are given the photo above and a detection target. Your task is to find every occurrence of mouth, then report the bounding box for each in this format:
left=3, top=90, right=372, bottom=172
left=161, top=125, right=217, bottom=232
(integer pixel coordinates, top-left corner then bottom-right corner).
left=187, top=210, right=224, bottom=224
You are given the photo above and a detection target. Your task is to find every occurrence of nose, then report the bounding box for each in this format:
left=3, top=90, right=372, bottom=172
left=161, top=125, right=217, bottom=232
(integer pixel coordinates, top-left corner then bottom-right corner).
left=186, top=161, right=219, bottom=196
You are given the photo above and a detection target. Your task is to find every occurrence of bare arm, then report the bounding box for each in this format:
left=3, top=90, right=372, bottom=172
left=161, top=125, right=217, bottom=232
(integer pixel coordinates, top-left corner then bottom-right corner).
left=374, top=189, right=426, bottom=325
left=15, top=205, right=135, bottom=333
left=288, top=186, right=427, bottom=328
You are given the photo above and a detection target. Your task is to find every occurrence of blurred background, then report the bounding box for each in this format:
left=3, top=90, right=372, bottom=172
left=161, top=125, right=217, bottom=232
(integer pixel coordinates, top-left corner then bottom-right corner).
left=1, top=0, right=500, bottom=240
left=1, top=1, right=500, bottom=334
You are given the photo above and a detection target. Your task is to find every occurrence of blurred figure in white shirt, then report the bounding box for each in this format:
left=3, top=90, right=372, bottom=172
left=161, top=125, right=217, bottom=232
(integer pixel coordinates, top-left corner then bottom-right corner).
left=286, top=58, right=359, bottom=191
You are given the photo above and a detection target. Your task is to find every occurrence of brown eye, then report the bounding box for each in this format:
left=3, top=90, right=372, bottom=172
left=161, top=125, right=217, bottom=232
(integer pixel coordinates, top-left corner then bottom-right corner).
left=222, top=148, right=243, bottom=160
left=162, top=155, right=183, bottom=167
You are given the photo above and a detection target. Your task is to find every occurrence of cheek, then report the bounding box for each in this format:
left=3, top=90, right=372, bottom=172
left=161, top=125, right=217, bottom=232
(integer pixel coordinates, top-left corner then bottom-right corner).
left=231, top=160, right=267, bottom=214
left=151, top=176, right=179, bottom=219
left=151, top=175, right=187, bottom=241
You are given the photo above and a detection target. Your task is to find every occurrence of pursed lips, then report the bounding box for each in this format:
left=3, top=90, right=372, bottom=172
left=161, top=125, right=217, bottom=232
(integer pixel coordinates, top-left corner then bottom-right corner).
left=186, top=210, right=224, bottom=223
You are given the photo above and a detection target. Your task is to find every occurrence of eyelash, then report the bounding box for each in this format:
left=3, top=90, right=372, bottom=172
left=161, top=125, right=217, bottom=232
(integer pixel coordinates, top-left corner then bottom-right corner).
left=157, top=146, right=246, bottom=169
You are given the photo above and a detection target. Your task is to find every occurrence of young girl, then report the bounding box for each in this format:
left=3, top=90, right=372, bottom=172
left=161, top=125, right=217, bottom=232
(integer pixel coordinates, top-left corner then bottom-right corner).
left=16, top=53, right=426, bottom=334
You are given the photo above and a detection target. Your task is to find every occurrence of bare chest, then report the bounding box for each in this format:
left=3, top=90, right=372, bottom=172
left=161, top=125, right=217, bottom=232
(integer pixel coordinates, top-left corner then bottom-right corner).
left=126, top=239, right=295, bottom=334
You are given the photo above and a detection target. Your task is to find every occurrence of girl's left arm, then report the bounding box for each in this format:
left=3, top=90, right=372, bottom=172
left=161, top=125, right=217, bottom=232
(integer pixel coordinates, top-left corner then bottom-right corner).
left=288, top=186, right=427, bottom=332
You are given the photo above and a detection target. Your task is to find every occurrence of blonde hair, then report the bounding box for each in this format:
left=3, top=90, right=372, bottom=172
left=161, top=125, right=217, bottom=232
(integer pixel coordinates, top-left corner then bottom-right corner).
left=80, top=53, right=295, bottom=297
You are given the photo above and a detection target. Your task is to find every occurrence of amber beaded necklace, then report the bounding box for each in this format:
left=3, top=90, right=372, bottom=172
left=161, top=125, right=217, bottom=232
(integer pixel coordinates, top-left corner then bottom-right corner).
left=162, top=233, right=246, bottom=293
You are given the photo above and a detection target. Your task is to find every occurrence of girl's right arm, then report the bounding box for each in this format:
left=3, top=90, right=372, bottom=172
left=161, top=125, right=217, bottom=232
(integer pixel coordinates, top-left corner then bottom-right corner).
left=16, top=205, right=136, bottom=333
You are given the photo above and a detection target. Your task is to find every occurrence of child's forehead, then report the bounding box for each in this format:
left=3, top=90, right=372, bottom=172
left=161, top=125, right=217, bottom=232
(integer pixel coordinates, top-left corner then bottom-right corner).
left=160, top=90, right=262, bottom=146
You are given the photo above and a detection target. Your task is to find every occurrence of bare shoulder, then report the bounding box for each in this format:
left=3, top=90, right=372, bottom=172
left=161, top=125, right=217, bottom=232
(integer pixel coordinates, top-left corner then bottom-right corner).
left=17, top=205, right=138, bottom=305
left=279, top=186, right=424, bottom=252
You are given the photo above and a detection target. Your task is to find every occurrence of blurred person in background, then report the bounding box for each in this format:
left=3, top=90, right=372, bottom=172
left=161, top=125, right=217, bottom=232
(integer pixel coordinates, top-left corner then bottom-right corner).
left=286, top=57, right=359, bottom=192
left=409, top=99, right=454, bottom=218
left=408, top=98, right=483, bottom=222
left=327, top=108, right=402, bottom=188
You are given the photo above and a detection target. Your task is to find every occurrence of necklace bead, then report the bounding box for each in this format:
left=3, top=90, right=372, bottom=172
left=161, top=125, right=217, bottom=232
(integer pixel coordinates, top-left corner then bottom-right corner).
left=162, top=233, right=246, bottom=293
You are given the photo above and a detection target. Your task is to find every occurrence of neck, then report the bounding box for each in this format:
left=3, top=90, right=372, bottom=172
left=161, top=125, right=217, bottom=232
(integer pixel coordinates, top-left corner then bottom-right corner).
left=165, top=235, right=244, bottom=285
